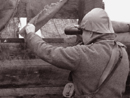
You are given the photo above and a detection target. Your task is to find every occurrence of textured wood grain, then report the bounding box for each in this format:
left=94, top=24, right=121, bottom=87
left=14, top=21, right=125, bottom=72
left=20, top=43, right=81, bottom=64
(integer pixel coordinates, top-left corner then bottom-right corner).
left=0, top=59, right=69, bottom=87
left=0, top=87, right=63, bottom=97
left=17, top=0, right=104, bottom=20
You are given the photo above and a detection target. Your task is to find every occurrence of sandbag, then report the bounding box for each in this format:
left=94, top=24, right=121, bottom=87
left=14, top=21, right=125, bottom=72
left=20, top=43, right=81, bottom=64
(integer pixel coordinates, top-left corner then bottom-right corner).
left=112, top=21, right=130, bottom=33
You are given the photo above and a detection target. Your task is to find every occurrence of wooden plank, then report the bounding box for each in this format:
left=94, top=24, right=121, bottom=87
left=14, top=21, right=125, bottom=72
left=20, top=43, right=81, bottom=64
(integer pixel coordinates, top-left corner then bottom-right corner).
left=0, top=87, right=128, bottom=97
left=0, top=59, right=69, bottom=88
left=16, top=0, right=103, bottom=19
left=0, top=59, right=56, bottom=68
left=0, top=87, right=63, bottom=96
left=0, top=38, right=64, bottom=43
left=0, top=38, right=24, bottom=43
left=17, top=0, right=79, bottom=19
left=0, top=39, right=69, bottom=60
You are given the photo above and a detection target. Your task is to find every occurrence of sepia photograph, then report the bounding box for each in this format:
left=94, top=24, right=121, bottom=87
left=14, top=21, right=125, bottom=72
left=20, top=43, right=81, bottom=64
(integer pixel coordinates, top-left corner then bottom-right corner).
left=0, top=0, right=129, bottom=98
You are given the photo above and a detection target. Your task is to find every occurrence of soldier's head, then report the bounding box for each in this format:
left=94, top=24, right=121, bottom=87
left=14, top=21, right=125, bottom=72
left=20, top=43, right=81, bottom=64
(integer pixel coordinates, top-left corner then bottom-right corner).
left=79, top=8, right=114, bottom=44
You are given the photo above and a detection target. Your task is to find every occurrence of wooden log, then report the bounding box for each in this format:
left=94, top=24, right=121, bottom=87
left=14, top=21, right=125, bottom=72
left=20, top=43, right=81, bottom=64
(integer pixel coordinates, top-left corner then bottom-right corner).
left=17, top=0, right=79, bottom=19
left=0, top=39, right=70, bottom=89
left=0, top=87, right=63, bottom=96
left=0, top=38, right=64, bottom=43
left=0, top=58, right=69, bottom=97
left=0, top=38, right=73, bottom=60
left=0, top=59, right=70, bottom=88
left=16, top=0, right=104, bottom=20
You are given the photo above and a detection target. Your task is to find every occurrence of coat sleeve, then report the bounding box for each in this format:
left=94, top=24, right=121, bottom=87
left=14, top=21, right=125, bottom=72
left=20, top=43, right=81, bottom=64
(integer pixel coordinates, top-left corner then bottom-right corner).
left=26, top=33, right=81, bottom=71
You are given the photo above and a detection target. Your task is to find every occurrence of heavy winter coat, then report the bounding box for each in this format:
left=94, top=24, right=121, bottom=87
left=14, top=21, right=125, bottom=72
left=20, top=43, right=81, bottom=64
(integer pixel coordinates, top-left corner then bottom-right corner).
left=26, top=33, right=129, bottom=98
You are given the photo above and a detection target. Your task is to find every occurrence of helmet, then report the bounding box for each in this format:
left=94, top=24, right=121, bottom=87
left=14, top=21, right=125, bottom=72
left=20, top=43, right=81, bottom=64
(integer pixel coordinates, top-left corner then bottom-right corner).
left=79, top=8, right=114, bottom=33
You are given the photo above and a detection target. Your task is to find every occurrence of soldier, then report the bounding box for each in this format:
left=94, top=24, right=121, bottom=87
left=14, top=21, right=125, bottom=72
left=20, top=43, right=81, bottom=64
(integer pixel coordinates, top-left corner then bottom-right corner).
left=24, top=8, right=129, bottom=98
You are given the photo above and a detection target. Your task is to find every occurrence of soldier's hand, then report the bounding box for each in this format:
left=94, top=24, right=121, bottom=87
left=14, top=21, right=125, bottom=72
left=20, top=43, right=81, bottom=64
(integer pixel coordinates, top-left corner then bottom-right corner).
left=25, top=23, right=36, bottom=34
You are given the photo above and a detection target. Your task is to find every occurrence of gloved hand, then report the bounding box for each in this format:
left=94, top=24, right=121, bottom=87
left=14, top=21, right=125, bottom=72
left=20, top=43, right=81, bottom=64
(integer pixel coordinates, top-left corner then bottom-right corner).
left=25, top=23, right=36, bottom=34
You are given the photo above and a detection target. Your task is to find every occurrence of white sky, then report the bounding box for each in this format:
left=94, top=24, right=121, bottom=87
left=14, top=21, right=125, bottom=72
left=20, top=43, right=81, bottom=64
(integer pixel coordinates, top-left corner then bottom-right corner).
left=103, top=0, right=130, bottom=22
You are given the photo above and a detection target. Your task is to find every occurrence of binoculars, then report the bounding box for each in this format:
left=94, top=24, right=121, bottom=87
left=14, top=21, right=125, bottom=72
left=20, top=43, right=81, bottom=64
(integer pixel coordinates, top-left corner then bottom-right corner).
left=64, top=26, right=83, bottom=35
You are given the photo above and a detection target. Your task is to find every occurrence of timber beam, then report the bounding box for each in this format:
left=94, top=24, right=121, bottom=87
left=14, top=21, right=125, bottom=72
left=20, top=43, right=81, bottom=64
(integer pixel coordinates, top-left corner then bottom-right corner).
left=16, top=0, right=104, bottom=21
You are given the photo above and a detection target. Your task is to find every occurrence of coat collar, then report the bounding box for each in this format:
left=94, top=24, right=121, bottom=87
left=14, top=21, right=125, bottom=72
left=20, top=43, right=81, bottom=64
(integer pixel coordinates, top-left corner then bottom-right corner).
left=84, top=33, right=117, bottom=45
